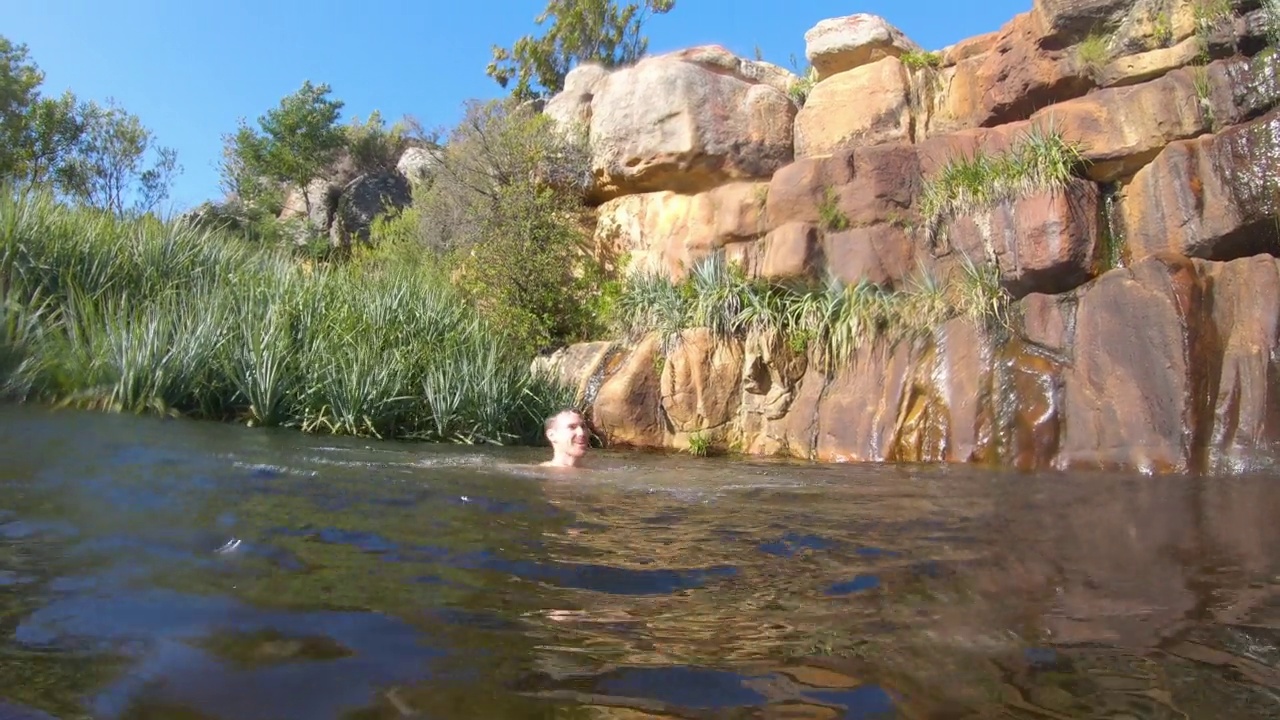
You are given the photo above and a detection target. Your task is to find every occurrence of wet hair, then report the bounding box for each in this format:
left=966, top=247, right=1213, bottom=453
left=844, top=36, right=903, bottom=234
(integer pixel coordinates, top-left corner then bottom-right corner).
left=544, top=408, right=582, bottom=432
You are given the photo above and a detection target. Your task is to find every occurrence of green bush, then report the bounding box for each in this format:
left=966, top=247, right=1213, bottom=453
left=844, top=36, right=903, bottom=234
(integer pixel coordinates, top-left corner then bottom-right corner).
left=0, top=188, right=574, bottom=444
left=377, top=98, right=612, bottom=356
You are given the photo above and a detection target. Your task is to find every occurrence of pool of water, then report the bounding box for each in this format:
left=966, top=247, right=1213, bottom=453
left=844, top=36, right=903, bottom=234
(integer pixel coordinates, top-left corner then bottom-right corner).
left=0, top=404, right=1278, bottom=719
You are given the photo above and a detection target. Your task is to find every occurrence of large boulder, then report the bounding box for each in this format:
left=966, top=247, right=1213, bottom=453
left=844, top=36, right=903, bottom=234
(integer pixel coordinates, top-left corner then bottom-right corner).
left=329, top=171, right=413, bottom=248
left=927, top=12, right=1093, bottom=133
left=662, top=45, right=799, bottom=96
left=587, top=49, right=796, bottom=199
left=543, top=63, right=609, bottom=130
left=793, top=56, right=913, bottom=158
left=279, top=178, right=340, bottom=230
left=1057, top=254, right=1215, bottom=472
left=396, top=146, right=443, bottom=185
left=590, top=334, right=666, bottom=447
left=1120, top=107, right=1280, bottom=263
left=767, top=143, right=921, bottom=231
left=946, top=178, right=1101, bottom=298
left=659, top=328, right=744, bottom=434
left=803, top=14, right=922, bottom=81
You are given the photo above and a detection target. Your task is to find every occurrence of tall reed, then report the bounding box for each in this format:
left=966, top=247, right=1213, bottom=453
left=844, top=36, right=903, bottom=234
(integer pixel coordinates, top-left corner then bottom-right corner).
left=0, top=189, right=573, bottom=444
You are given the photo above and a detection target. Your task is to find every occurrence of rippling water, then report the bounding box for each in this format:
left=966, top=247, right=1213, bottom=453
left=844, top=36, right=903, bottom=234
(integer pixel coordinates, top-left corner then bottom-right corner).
left=1, top=404, right=1278, bottom=719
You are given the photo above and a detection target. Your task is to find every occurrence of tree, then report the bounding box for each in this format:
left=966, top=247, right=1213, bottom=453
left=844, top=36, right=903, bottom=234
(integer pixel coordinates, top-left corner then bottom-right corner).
left=222, top=81, right=346, bottom=217
left=0, top=36, right=86, bottom=192
left=56, top=99, right=179, bottom=217
left=487, top=0, right=676, bottom=100
left=408, top=98, right=608, bottom=354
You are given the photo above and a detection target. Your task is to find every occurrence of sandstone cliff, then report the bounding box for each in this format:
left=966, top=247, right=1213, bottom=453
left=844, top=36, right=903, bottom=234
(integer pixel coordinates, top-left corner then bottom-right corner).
left=538, top=0, right=1280, bottom=473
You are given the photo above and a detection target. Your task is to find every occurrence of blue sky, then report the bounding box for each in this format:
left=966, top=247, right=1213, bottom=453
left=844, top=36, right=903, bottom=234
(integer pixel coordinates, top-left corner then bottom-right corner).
left=6, top=0, right=1029, bottom=213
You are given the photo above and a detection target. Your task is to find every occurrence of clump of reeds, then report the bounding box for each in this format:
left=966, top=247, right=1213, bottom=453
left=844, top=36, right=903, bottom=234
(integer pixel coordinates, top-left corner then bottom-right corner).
left=0, top=189, right=573, bottom=445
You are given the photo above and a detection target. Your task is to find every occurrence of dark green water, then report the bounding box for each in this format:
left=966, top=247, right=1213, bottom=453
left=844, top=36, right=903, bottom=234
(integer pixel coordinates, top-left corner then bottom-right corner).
left=1, top=404, right=1278, bottom=719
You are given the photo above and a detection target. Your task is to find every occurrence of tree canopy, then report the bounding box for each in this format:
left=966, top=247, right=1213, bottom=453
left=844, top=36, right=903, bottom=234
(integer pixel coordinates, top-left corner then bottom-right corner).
left=487, top=0, right=676, bottom=100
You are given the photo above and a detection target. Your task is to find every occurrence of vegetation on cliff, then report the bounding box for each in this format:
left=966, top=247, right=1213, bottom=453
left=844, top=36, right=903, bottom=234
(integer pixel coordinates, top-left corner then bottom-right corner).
left=0, top=191, right=572, bottom=443
left=609, top=254, right=1010, bottom=371
left=920, top=124, right=1088, bottom=243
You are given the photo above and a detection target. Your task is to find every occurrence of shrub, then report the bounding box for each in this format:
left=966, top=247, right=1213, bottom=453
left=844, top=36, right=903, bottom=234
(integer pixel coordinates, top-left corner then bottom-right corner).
left=379, top=98, right=610, bottom=356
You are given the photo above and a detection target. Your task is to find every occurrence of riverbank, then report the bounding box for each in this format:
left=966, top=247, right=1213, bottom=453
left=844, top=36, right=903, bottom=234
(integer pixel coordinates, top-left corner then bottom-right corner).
left=0, top=191, right=571, bottom=445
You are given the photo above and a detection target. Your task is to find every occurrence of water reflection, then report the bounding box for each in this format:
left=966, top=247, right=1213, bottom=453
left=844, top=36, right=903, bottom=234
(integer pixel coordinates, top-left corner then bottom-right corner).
left=0, top=405, right=1277, bottom=718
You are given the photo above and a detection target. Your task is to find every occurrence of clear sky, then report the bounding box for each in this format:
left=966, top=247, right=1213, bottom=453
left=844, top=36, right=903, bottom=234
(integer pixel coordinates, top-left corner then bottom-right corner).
left=6, top=0, right=1030, bottom=213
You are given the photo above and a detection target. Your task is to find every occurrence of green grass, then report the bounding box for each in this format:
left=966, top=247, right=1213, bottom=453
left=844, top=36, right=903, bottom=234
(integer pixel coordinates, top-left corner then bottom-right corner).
left=818, top=187, right=850, bottom=232
left=1074, top=32, right=1112, bottom=79
left=1265, top=0, right=1280, bottom=48
left=920, top=123, right=1088, bottom=243
left=0, top=189, right=574, bottom=445
left=900, top=50, right=943, bottom=70
left=609, top=254, right=1010, bottom=374
left=788, top=65, right=818, bottom=107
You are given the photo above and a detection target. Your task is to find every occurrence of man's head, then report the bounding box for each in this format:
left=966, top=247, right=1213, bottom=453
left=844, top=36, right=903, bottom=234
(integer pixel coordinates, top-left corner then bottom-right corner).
left=543, top=409, right=589, bottom=467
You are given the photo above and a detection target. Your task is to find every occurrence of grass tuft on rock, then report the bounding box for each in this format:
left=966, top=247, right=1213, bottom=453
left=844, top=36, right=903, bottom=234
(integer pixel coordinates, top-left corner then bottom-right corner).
left=609, top=255, right=1011, bottom=373
left=920, top=123, right=1087, bottom=243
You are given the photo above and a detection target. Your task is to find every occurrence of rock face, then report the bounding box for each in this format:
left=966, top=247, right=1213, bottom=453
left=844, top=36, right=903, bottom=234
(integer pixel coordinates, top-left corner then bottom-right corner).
left=535, top=3, right=1280, bottom=473
left=1120, top=107, right=1280, bottom=260
left=585, top=49, right=796, bottom=199
left=570, top=254, right=1280, bottom=473
left=794, top=57, right=913, bottom=157
left=946, top=178, right=1101, bottom=298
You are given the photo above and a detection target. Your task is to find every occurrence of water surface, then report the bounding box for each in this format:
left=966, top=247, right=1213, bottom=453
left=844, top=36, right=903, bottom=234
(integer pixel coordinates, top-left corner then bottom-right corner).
left=1, top=404, right=1278, bottom=719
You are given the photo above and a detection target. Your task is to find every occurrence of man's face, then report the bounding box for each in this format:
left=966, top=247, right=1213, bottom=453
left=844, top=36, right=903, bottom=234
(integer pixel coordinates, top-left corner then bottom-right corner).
left=548, top=411, right=589, bottom=459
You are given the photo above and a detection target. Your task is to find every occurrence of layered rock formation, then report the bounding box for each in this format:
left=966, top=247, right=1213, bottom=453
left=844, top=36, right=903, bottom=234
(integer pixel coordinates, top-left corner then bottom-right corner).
left=537, top=0, right=1280, bottom=473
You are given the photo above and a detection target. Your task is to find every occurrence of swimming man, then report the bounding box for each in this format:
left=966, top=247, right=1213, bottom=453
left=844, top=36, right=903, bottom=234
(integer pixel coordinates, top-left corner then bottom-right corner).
left=541, top=409, right=590, bottom=468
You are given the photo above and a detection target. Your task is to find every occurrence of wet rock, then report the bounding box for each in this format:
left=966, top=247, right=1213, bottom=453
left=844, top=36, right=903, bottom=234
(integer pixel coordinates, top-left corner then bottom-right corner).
left=1209, top=49, right=1280, bottom=129
left=815, top=340, right=920, bottom=463
left=1058, top=254, right=1216, bottom=472
left=590, top=334, right=666, bottom=448
left=794, top=57, right=913, bottom=157
left=587, top=50, right=795, bottom=199
left=1120, top=107, right=1280, bottom=263
left=531, top=341, right=619, bottom=404
left=1200, top=255, right=1280, bottom=457
left=804, top=14, right=922, bottom=81
left=660, top=329, right=744, bottom=433
left=1019, top=291, right=1077, bottom=351
left=946, top=177, right=1101, bottom=298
